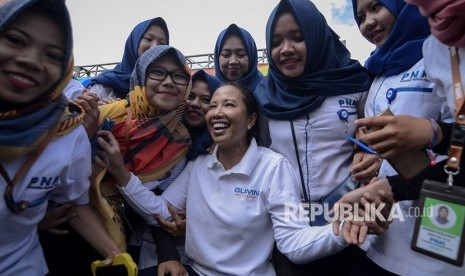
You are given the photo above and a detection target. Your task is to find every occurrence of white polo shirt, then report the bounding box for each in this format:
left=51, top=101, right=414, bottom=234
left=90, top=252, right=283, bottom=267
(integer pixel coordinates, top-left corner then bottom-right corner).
left=119, top=139, right=346, bottom=275
left=0, top=126, right=91, bottom=276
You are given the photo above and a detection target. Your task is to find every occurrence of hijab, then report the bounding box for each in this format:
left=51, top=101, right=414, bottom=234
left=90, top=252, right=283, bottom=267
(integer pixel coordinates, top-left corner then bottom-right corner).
left=405, top=0, right=465, bottom=48
left=98, top=45, right=191, bottom=182
left=351, top=0, right=431, bottom=76
left=0, top=0, right=83, bottom=161
left=91, top=17, right=169, bottom=98
left=214, top=24, right=263, bottom=91
left=254, top=0, right=371, bottom=120
left=185, top=70, right=221, bottom=161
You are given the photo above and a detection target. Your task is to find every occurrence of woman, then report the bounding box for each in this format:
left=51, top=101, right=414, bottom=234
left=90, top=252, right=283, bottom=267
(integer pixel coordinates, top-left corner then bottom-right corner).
left=183, top=69, right=222, bottom=161
left=0, top=0, right=121, bottom=275
left=97, top=82, right=352, bottom=275
left=253, top=0, right=373, bottom=274
left=89, top=17, right=169, bottom=100
left=92, top=45, right=192, bottom=275
left=214, top=24, right=263, bottom=91
left=350, top=0, right=454, bottom=275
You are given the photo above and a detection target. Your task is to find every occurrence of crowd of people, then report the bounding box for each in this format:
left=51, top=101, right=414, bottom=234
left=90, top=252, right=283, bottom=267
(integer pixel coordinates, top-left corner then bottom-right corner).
left=1, top=0, right=464, bottom=275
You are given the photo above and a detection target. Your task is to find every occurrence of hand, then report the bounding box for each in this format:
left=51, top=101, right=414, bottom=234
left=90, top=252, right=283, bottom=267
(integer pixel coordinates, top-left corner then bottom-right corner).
left=74, top=91, right=100, bottom=139
left=335, top=192, right=394, bottom=245
left=39, top=202, right=77, bottom=235
left=157, top=260, right=188, bottom=276
left=97, top=130, right=131, bottom=185
left=156, top=204, right=186, bottom=237
left=355, top=115, right=433, bottom=159
left=351, top=152, right=381, bottom=185
left=103, top=251, right=121, bottom=265
left=332, top=178, right=394, bottom=241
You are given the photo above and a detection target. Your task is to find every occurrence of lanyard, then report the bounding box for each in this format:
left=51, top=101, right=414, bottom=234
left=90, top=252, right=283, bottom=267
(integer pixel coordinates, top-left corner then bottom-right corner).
left=0, top=122, right=59, bottom=214
left=445, top=47, right=465, bottom=186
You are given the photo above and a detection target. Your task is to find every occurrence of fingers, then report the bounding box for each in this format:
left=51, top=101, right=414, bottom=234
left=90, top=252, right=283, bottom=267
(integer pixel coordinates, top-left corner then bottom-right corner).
left=341, top=220, right=353, bottom=244
left=156, top=216, right=178, bottom=236
left=351, top=154, right=380, bottom=183
left=358, top=225, right=369, bottom=244
left=168, top=205, right=187, bottom=236
left=331, top=203, right=341, bottom=236
left=97, top=130, right=120, bottom=153
left=103, top=251, right=118, bottom=265
left=349, top=223, right=361, bottom=244
left=168, top=204, right=181, bottom=223
left=355, top=116, right=391, bottom=130
left=39, top=203, right=77, bottom=232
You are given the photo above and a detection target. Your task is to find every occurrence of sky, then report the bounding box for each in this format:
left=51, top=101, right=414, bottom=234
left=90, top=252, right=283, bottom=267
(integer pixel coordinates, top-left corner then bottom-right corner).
left=66, top=0, right=375, bottom=67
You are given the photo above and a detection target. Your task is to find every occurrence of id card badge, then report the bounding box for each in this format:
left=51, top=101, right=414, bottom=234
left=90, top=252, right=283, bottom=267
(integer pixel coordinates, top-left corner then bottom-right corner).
left=411, top=180, right=465, bottom=266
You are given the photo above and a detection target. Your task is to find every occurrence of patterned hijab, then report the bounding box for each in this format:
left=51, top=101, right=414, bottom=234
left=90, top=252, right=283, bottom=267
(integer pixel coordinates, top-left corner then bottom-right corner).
left=405, top=0, right=465, bottom=48
left=91, top=17, right=169, bottom=98
left=0, top=0, right=83, bottom=161
left=185, top=70, right=221, bottom=161
left=351, top=0, right=431, bottom=76
left=254, top=0, right=371, bottom=120
left=214, top=24, right=264, bottom=91
left=98, top=45, right=191, bottom=182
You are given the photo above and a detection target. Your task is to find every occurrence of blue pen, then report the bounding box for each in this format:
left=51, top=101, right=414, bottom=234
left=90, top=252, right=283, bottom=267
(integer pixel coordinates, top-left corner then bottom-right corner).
left=344, top=133, right=377, bottom=155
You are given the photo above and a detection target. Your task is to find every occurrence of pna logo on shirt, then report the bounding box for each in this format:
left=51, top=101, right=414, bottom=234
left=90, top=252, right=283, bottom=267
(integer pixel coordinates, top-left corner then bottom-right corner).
left=234, top=187, right=260, bottom=200
left=27, top=176, right=60, bottom=190
left=338, top=98, right=358, bottom=109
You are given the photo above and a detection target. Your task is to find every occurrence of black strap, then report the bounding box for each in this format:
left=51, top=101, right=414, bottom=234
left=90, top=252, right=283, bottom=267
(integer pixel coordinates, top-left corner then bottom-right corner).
left=290, top=121, right=310, bottom=203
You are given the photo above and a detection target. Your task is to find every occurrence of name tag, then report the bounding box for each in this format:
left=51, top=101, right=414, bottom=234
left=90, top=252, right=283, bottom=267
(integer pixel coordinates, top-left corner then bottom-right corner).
left=411, top=180, right=465, bottom=266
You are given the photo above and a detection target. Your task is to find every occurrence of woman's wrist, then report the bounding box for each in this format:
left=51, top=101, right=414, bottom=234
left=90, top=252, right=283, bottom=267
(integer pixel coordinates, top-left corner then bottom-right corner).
left=111, top=169, right=132, bottom=188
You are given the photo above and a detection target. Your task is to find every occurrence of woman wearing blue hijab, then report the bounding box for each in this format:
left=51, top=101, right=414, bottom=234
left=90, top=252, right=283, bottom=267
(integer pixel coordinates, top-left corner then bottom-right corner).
left=183, top=70, right=221, bottom=161
left=89, top=17, right=169, bottom=100
left=214, top=24, right=263, bottom=91
left=254, top=0, right=373, bottom=274
left=349, top=0, right=453, bottom=275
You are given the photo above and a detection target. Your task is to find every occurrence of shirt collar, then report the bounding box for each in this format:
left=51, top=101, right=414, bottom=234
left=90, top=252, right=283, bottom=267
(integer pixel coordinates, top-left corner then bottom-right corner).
left=206, top=138, right=260, bottom=176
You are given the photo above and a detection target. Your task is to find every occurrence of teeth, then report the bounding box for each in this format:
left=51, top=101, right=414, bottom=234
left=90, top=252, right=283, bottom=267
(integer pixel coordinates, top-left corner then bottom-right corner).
left=213, top=123, right=228, bottom=130
left=283, top=58, right=298, bottom=64
left=8, top=73, right=37, bottom=86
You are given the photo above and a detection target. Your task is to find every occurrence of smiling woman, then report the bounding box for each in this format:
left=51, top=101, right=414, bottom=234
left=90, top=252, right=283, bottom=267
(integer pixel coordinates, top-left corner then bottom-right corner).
left=96, top=81, right=351, bottom=275
left=0, top=0, right=122, bottom=275
left=91, top=44, right=192, bottom=274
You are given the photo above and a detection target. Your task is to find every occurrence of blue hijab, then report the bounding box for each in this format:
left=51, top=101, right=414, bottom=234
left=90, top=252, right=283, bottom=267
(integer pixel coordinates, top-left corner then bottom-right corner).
left=91, top=17, right=169, bottom=98
left=185, top=70, right=221, bottom=161
left=254, top=0, right=371, bottom=120
left=351, top=0, right=430, bottom=76
left=0, top=0, right=81, bottom=161
left=214, top=24, right=264, bottom=91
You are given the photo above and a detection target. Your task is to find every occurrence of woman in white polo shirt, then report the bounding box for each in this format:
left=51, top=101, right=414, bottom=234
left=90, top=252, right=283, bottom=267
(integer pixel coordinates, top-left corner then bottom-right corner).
left=96, top=82, right=358, bottom=276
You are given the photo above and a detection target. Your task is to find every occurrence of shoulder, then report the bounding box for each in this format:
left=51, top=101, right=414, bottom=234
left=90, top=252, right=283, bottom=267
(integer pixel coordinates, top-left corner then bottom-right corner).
left=256, top=146, right=290, bottom=166
left=52, top=125, right=90, bottom=152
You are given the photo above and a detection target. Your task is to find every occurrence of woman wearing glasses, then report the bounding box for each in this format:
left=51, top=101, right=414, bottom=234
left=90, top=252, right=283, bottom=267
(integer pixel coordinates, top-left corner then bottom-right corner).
left=93, top=45, right=192, bottom=276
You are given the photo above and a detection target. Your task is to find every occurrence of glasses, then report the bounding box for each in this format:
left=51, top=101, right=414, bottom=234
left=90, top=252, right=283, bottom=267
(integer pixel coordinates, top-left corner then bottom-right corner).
left=147, top=67, right=190, bottom=85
